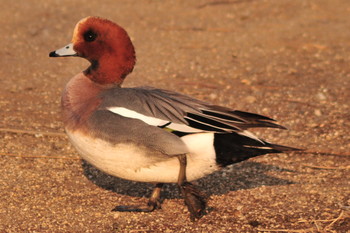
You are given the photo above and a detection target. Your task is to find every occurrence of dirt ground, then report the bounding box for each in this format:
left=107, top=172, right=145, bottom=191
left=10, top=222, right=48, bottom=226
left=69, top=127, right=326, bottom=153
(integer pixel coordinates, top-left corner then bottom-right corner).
left=0, top=0, right=349, bottom=232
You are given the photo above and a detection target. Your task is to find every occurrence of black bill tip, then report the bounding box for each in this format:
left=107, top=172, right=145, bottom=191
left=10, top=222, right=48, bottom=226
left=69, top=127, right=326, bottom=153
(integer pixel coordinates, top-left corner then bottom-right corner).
left=49, top=51, right=59, bottom=57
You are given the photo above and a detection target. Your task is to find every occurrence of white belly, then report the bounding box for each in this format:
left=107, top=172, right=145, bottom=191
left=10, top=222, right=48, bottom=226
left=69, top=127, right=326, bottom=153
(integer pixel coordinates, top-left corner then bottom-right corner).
left=66, top=130, right=219, bottom=183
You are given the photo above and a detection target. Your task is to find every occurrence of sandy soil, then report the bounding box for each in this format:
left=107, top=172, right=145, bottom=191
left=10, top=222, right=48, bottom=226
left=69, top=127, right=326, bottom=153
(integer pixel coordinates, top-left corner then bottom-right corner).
left=0, top=0, right=349, bottom=232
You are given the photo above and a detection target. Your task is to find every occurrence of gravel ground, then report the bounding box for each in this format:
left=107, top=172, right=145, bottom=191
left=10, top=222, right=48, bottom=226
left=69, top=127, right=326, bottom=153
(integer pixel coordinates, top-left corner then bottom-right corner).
left=0, top=0, right=349, bottom=232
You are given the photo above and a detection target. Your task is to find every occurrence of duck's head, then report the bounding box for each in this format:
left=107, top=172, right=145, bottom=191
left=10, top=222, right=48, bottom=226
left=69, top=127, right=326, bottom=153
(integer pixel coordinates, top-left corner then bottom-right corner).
left=50, top=16, right=136, bottom=85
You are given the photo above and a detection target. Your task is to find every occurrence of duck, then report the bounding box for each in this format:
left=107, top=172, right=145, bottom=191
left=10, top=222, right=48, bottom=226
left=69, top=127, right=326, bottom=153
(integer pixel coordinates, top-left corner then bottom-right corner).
left=49, top=16, right=299, bottom=220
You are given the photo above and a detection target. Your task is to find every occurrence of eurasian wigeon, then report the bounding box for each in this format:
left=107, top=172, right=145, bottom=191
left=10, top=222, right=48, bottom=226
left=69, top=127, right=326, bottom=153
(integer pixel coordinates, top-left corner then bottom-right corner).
left=49, top=16, right=299, bottom=220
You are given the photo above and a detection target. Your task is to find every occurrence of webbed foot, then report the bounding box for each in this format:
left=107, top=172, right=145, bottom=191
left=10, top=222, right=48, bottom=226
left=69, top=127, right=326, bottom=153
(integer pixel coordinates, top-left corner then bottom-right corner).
left=180, top=182, right=207, bottom=221
left=112, top=183, right=163, bottom=213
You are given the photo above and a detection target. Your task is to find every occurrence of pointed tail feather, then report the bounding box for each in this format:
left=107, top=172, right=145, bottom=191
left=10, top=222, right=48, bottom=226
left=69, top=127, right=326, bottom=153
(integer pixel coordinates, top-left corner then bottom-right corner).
left=268, top=143, right=304, bottom=153
left=214, top=133, right=302, bottom=167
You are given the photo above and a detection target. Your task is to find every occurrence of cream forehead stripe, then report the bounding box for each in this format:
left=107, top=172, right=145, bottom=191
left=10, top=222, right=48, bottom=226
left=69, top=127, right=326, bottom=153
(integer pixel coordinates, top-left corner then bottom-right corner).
left=71, top=17, right=90, bottom=43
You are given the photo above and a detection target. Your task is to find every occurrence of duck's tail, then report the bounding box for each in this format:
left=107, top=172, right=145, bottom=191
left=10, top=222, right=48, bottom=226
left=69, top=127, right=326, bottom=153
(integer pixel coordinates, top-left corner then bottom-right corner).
left=213, top=132, right=302, bottom=167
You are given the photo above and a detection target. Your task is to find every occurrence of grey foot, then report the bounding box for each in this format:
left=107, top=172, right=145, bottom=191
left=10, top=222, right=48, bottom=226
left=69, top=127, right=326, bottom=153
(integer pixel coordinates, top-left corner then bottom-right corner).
left=180, top=182, right=207, bottom=221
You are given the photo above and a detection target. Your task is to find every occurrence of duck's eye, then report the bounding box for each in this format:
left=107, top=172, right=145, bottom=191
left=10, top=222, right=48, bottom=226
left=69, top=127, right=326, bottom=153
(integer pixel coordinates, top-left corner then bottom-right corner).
left=83, top=30, right=97, bottom=42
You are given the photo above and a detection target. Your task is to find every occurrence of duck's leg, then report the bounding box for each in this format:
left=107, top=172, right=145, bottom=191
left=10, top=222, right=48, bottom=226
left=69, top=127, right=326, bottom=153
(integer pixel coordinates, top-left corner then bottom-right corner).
left=112, top=183, right=164, bottom=212
left=177, top=154, right=207, bottom=220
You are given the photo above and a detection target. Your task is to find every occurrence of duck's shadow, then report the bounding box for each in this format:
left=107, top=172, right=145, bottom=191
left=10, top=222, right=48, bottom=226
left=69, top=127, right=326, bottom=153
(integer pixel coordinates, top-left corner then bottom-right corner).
left=82, top=160, right=295, bottom=200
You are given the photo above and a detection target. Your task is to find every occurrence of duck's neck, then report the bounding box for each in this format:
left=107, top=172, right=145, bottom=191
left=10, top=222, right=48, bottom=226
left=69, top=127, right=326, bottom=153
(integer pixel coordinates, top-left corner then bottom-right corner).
left=61, top=73, right=104, bottom=131
left=84, top=51, right=135, bottom=86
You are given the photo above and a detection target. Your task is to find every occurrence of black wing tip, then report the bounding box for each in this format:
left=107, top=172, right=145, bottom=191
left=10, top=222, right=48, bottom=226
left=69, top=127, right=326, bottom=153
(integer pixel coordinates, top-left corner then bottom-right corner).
left=276, top=125, right=288, bottom=130
left=225, top=110, right=289, bottom=130
left=231, top=110, right=276, bottom=121
left=257, top=121, right=288, bottom=130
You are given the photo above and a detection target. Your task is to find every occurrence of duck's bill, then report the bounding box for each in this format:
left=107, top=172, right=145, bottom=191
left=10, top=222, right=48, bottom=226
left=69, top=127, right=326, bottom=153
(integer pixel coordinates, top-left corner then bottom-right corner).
left=49, top=43, right=77, bottom=57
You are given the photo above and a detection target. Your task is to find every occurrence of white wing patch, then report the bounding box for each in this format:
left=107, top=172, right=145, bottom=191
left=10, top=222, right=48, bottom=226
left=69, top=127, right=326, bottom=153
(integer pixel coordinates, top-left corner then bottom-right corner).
left=108, top=107, right=168, bottom=126
left=107, top=107, right=203, bottom=133
left=167, top=122, right=203, bottom=133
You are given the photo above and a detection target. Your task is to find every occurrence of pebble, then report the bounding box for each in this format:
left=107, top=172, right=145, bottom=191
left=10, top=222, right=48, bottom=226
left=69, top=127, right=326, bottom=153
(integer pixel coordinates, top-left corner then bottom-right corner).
left=314, top=109, right=322, bottom=116
left=316, top=92, right=327, bottom=101
left=245, top=96, right=256, bottom=103
left=241, top=79, right=252, bottom=85
left=209, top=93, right=217, bottom=100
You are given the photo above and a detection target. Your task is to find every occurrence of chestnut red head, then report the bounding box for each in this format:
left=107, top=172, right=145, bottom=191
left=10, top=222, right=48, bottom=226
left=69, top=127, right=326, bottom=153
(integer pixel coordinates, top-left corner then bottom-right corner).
left=50, top=17, right=136, bottom=85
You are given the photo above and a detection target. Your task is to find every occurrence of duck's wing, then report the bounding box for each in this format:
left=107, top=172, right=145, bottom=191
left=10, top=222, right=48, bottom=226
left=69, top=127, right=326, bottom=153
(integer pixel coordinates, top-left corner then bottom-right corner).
left=100, top=86, right=286, bottom=136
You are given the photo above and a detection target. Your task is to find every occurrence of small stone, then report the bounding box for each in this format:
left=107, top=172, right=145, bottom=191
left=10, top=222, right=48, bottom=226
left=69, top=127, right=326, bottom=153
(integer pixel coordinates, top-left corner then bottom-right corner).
left=314, top=109, right=322, bottom=116
left=241, top=79, right=252, bottom=85
left=316, top=92, right=327, bottom=101
left=245, top=96, right=256, bottom=103
left=288, top=68, right=297, bottom=74
left=209, top=93, right=217, bottom=100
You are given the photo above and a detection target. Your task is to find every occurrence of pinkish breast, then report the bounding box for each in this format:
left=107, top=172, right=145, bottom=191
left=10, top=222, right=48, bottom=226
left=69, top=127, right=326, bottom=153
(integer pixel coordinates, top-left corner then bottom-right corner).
left=61, top=73, right=103, bottom=132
